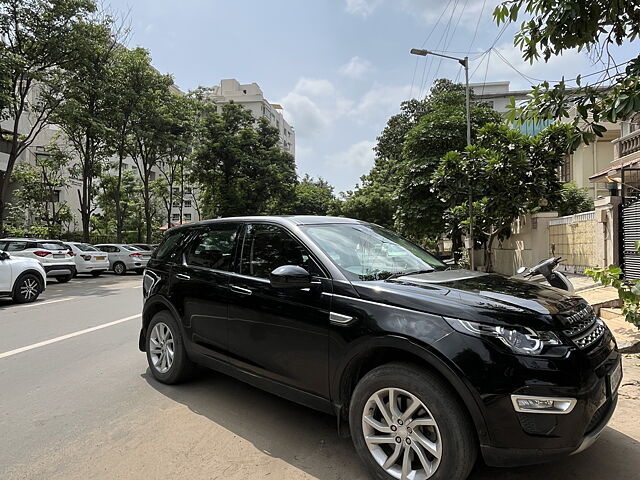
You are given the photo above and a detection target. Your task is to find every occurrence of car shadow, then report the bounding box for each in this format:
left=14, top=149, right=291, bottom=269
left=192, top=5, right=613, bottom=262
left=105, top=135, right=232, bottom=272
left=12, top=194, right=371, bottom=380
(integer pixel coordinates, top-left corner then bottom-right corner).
left=143, top=369, right=640, bottom=480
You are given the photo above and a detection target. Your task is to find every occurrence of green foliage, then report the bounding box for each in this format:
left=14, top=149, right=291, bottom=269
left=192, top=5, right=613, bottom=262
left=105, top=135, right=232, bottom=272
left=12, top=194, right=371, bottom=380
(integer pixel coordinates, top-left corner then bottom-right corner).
left=494, top=0, right=640, bottom=146
left=288, top=175, right=335, bottom=216
left=190, top=101, right=297, bottom=218
left=551, top=181, right=594, bottom=216
left=96, top=169, right=146, bottom=240
left=586, top=255, right=640, bottom=329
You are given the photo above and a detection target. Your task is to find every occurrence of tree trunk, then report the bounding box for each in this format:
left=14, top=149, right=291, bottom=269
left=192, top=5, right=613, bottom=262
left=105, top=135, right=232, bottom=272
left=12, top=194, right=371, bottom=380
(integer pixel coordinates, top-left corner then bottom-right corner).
left=143, top=176, right=152, bottom=243
left=485, top=231, right=499, bottom=273
left=115, top=150, right=124, bottom=243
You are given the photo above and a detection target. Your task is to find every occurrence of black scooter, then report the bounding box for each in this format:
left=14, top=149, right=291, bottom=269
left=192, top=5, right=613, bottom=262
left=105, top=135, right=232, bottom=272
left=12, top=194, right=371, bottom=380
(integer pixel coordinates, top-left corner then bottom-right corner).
left=514, top=257, right=574, bottom=292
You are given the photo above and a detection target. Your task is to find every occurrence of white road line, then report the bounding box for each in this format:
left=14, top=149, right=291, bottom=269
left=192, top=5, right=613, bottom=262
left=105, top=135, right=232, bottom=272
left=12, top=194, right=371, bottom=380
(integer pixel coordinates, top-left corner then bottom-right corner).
left=0, top=314, right=141, bottom=360
left=12, top=297, right=72, bottom=309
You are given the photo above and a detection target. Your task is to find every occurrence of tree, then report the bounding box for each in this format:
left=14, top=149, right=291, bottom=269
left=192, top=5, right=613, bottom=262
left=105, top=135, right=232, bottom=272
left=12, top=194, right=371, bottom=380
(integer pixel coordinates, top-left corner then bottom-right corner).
left=432, top=123, right=574, bottom=272
left=552, top=181, right=594, bottom=216
left=52, top=17, right=119, bottom=241
left=191, top=101, right=297, bottom=218
left=128, top=71, right=175, bottom=242
left=289, top=175, right=335, bottom=215
left=394, top=80, right=502, bottom=247
left=0, top=0, right=98, bottom=235
left=8, top=147, right=72, bottom=237
left=494, top=0, right=640, bottom=146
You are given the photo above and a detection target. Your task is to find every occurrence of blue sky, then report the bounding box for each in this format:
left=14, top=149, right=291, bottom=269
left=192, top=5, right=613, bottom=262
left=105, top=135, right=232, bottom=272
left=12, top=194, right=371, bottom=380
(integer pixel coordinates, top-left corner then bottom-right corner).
left=107, top=0, right=638, bottom=193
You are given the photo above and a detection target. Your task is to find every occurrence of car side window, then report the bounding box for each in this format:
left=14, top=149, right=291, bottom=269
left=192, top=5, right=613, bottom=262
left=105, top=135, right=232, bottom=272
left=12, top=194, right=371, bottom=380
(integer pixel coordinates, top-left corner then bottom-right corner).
left=239, top=224, right=324, bottom=279
left=155, top=229, right=189, bottom=263
left=6, top=241, right=27, bottom=252
left=186, top=224, right=239, bottom=271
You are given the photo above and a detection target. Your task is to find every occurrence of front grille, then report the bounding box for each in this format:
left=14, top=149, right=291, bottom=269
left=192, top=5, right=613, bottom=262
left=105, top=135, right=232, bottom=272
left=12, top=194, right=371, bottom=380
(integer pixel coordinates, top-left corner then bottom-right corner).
left=560, top=305, right=606, bottom=350
left=517, top=413, right=557, bottom=436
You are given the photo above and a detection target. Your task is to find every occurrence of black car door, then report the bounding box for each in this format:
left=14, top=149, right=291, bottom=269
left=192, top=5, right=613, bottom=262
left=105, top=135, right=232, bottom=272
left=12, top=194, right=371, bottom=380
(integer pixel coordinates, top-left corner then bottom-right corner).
left=169, top=222, right=241, bottom=359
left=227, top=223, right=332, bottom=397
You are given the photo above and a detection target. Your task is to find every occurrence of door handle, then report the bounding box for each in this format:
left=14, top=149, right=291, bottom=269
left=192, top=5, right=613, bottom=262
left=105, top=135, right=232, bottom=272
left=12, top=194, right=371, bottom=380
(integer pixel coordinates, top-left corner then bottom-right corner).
left=175, top=273, right=191, bottom=281
left=230, top=284, right=253, bottom=295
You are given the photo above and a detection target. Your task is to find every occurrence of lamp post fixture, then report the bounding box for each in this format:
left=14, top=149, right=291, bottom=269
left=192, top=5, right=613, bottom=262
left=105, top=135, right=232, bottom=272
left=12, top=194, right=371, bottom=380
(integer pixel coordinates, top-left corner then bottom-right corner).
left=410, top=48, right=474, bottom=269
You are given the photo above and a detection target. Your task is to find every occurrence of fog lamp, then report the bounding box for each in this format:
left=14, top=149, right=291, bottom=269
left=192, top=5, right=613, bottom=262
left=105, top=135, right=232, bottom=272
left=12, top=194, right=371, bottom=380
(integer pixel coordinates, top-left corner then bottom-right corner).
left=511, top=395, right=576, bottom=414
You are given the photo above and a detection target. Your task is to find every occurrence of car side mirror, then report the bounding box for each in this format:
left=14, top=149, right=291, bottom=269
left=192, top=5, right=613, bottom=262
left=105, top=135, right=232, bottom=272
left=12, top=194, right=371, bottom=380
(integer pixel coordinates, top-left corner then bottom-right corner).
left=0, top=251, right=9, bottom=260
left=269, top=265, right=312, bottom=289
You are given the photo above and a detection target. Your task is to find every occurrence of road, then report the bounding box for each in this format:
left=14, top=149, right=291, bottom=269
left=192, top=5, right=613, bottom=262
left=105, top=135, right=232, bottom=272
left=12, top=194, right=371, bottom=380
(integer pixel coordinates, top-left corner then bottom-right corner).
left=1, top=274, right=639, bottom=480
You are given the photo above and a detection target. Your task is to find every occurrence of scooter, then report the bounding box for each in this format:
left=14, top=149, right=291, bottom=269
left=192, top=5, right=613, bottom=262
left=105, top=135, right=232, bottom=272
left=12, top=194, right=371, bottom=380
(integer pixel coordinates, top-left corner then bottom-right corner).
left=514, top=257, right=574, bottom=292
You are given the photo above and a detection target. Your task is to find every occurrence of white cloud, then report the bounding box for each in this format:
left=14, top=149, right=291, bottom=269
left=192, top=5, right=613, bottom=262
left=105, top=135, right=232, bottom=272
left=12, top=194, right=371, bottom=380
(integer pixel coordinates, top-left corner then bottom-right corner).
left=345, top=0, right=383, bottom=17
left=278, top=91, right=329, bottom=139
left=293, top=78, right=336, bottom=97
left=339, top=56, right=373, bottom=79
left=328, top=140, right=377, bottom=170
left=349, top=83, right=412, bottom=122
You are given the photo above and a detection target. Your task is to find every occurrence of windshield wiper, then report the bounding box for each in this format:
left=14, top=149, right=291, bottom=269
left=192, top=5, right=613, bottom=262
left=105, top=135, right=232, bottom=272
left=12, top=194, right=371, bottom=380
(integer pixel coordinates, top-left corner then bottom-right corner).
left=386, top=268, right=434, bottom=280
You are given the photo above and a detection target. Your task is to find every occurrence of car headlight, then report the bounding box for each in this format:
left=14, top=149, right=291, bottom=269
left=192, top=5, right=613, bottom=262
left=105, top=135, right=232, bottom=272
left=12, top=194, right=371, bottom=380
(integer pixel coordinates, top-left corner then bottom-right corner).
left=445, top=317, right=562, bottom=355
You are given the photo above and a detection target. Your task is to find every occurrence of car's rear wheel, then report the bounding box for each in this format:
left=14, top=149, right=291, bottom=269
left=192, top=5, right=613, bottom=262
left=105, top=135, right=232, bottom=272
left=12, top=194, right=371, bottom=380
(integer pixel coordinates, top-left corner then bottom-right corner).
left=12, top=273, right=41, bottom=303
left=349, top=363, right=477, bottom=480
left=91, top=271, right=102, bottom=277
left=56, top=274, right=73, bottom=283
left=113, top=262, right=126, bottom=275
left=146, top=311, right=193, bottom=384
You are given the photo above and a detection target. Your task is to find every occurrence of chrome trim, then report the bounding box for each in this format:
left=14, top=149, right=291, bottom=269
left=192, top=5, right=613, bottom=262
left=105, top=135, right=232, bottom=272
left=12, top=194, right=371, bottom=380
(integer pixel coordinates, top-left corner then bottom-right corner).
left=323, top=292, right=423, bottom=315
left=230, top=284, right=253, bottom=295
left=330, top=311, right=354, bottom=325
left=174, top=273, right=191, bottom=281
left=511, top=395, right=577, bottom=415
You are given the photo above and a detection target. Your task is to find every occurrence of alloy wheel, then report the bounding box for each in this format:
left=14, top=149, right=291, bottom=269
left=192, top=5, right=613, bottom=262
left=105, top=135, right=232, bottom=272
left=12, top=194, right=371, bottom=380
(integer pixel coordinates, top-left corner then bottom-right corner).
left=149, top=322, right=175, bottom=374
left=362, top=387, right=442, bottom=480
left=20, top=277, right=39, bottom=300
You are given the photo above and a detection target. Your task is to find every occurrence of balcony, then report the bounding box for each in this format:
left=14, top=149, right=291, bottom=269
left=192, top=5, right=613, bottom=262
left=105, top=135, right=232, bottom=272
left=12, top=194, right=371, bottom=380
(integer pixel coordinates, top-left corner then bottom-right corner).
left=613, top=128, right=640, bottom=161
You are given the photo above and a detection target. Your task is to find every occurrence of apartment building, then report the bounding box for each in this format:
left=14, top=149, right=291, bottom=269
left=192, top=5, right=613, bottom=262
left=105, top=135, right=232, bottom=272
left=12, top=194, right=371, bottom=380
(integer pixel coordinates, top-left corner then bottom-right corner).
left=206, top=79, right=295, bottom=157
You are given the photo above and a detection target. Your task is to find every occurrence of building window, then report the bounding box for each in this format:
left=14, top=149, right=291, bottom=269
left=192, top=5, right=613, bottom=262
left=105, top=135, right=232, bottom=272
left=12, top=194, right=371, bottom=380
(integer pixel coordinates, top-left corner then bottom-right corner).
left=173, top=187, right=180, bottom=194
left=149, top=171, right=156, bottom=181
left=184, top=187, right=192, bottom=194
left=184, top=214, right=192, bottom=221
left=47, top=189, right=60, bottom=202
left=559, top=157, right=571, bottom=183
left=184, top=200, right=192, bottom=208
left=173, top=201, right=181, bottom=208
left=171, top=214, right=180, bottom=222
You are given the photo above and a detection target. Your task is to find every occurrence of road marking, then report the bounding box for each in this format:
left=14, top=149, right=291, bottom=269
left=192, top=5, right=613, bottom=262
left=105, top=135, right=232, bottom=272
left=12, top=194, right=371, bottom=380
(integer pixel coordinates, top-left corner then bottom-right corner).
left=0, top=314, right=141, bottom=360
left=12, top=297, right=72, bottom=309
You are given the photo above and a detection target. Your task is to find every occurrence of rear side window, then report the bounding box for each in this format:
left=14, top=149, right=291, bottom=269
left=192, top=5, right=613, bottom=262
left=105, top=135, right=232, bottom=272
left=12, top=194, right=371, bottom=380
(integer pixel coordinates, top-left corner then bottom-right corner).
left=37, top=242, right=65, bottom=250
left=7, top=241, right=27, bottom=251
left=76, top=243, right=97, bottom=251
left=186, top=224, right=239, bottom=271
left=154, top=230, right=189, bottom=262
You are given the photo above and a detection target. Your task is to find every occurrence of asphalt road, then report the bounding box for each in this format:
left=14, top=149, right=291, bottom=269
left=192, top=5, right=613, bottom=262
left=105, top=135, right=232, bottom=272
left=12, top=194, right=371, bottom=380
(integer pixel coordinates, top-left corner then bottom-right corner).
left=1, top=274, right=639, bottom=480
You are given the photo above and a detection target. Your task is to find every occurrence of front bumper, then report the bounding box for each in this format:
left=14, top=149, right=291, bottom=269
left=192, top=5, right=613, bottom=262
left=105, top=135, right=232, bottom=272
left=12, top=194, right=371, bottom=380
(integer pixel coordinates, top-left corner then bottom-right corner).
left=438, top=325, right=621, bottom=467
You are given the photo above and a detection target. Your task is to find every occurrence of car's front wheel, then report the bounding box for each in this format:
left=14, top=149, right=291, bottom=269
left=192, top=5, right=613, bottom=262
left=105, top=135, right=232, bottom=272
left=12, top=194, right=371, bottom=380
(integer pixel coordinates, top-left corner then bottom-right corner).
left=12, top=273, right=42, bottom=303
left=146, top=311, right=193, bottom=384
left=113, top=262, right=126, bottom=275
left=349, top=362, right=477, bottom=480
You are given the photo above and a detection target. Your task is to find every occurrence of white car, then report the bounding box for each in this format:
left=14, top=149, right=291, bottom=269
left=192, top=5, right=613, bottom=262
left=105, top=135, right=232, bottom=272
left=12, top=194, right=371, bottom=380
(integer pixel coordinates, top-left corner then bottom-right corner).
left=0, top=238, right=76, bottom=283
left=0, top=250, right=47, bottom=303
left=93, top=243, right=150, bottom=275
left=63, top=242, right=110, bottom=277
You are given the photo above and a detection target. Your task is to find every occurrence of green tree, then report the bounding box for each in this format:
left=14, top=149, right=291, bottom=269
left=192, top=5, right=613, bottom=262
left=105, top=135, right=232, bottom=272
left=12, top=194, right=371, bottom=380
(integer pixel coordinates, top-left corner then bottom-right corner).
left=191, top=101, right=297, bottom=217
left=8, top=147, right=73, bottom=237
left=552, top=181, right=594, bottom=216
left=289, top=175, right=335, bottom=215
left=494, top=0, right=640, bottom=146
left=0, top=0, right=98, bottom=234
left=433, top=123, right=574, bottom=272
left=52, top=16, right=119, bottom=241
left=96, top=169, right=145, bottom=241
left=394, top=80, right=502, bottom=248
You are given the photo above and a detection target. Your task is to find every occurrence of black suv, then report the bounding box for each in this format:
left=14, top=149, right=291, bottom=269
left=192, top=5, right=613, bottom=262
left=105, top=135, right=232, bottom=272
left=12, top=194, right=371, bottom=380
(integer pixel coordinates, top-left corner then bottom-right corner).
left=140, top=216, right=621, bottom=480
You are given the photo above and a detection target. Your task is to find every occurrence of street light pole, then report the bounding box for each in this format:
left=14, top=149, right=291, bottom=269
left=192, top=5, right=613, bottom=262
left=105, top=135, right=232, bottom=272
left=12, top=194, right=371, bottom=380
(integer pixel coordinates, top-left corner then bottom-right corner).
left=410, top=49, right=474, bottom=269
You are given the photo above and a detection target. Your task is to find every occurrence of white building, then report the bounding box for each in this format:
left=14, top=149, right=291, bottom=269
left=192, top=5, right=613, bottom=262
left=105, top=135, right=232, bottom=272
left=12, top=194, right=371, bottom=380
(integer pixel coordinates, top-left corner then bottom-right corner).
left=206, top=79, right=295, bottom=157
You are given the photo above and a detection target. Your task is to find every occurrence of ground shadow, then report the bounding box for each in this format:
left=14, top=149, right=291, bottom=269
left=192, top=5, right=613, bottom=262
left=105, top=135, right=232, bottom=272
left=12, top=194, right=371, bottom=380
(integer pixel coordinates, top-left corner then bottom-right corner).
left=143, top=369, right=640, bottom=480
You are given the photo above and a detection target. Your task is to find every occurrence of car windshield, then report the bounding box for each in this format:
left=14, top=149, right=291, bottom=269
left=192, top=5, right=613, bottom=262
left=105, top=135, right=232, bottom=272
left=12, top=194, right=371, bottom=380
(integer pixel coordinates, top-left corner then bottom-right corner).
left=303, top=223, right=446, bottom=281
left=77, top=243, right=98, bottom=252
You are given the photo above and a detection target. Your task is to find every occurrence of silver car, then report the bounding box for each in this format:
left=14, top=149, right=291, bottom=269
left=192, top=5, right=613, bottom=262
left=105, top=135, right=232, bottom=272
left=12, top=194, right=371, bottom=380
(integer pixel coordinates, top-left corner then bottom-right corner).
left=93, top=244, right=150, bottom=275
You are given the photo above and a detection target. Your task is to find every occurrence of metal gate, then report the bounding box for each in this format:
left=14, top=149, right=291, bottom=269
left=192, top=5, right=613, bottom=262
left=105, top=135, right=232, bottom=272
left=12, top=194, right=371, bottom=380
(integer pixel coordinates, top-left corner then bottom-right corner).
left=621, top=198, right=640, bottom=279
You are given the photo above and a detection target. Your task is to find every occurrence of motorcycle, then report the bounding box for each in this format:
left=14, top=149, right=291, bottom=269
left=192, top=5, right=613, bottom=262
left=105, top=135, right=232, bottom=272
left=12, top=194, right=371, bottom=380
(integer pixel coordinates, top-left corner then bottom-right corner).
left=514, top=257, right=574, bottom=292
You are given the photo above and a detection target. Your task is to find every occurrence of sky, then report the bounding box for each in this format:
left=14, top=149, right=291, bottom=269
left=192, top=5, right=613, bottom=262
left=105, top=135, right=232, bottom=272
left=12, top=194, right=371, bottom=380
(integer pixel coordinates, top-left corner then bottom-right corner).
left=106, top=0, right=638, bottom=193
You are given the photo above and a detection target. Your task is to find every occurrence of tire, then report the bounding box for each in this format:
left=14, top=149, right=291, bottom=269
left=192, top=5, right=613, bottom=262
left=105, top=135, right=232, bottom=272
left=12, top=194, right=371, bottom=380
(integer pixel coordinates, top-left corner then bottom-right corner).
left=145, top=311, right=194, bottom=384
left=12, top=273, right=42, bottom=303
left=91, top=271, right=102, bottom=277
left=56, top=274, right=73, bottom=283
left=113, top=262, right=126, bottom=275
left=349, top=362, right=477, bottom=480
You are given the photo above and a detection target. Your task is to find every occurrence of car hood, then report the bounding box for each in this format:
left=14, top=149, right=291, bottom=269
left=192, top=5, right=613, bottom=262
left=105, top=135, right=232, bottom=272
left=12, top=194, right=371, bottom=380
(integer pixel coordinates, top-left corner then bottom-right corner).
left=351, top=269, right=586, bottom=329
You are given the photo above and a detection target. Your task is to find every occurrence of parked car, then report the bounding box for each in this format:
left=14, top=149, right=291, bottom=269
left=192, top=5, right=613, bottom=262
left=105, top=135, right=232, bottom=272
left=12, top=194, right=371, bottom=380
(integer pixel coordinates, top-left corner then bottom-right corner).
left=139, top=216, right=621, bottom=480
left=0, top=250, right=46, bottom=303
left=0, top=238, right=76, bottom=282
left=94, top=243, right=150, bottom=275
left=63, top=242, right=110, bottom=277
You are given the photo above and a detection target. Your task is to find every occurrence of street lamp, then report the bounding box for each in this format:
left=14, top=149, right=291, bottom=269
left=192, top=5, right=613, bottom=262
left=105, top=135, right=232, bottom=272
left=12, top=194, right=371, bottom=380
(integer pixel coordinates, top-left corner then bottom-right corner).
left=410, top=48, right=474, bottom=269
